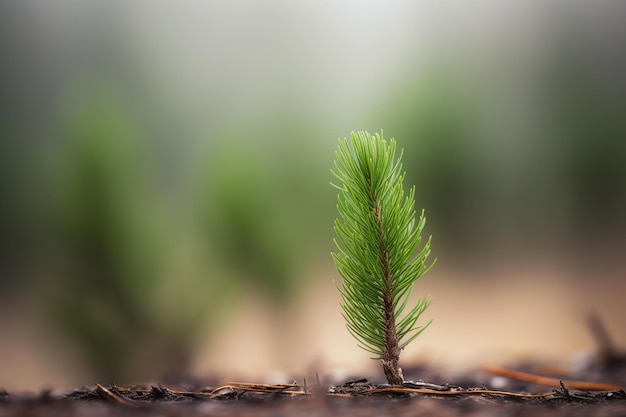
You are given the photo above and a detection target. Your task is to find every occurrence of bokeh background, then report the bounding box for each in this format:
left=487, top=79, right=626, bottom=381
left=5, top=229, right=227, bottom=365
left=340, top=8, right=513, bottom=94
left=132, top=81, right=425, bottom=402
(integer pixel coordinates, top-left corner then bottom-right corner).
left=1, top=1, right=625, bottom=391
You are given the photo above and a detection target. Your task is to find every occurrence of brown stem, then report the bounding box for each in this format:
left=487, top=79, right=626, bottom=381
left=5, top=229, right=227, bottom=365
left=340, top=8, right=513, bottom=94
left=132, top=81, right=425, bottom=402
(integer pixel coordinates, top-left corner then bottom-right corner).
left=374, top=198, right=404, bottom=385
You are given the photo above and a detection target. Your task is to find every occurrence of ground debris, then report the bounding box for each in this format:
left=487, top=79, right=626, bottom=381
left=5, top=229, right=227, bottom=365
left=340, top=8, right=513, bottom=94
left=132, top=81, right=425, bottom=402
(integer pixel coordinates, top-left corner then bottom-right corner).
left=0, top=379, right=624, bottom=417
left=63, top=381, right=305, bottom=405
left=3, top=352, right=626, bottom=417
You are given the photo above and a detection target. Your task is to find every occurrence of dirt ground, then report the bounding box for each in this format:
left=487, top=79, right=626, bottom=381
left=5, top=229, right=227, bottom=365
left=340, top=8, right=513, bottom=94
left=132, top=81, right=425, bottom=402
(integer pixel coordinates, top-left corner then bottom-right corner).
left=2, top=353, right=625, bottom=417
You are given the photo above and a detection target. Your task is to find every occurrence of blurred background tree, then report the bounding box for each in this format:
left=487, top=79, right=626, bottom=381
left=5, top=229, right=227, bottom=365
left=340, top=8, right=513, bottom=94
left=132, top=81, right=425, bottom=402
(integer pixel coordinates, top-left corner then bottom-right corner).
left=43, top=82, right=218, bottom=382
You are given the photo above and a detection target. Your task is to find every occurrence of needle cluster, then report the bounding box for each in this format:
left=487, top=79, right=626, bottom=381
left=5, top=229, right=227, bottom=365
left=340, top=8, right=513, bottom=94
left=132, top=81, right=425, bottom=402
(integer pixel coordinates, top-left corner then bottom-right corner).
left=331, top=131, right=434, bottom=385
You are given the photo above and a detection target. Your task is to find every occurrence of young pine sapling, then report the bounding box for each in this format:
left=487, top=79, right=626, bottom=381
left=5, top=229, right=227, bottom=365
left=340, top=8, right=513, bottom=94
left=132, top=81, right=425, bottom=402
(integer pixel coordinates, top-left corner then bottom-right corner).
left=331, top=131, right=434, bottom=385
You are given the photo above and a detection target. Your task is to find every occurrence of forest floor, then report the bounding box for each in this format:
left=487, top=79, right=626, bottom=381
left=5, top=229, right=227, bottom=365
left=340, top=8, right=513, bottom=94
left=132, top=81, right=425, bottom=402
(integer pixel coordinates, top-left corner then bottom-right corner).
left=2, top=315, right=625, bottom=416
left=2, top=353, right=625, bottom=416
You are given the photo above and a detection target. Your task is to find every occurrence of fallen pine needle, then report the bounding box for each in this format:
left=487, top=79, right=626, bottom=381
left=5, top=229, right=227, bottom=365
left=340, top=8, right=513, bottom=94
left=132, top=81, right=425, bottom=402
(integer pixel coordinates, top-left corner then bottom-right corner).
left=361, top=386, right=555, bottom=399
left=485, top=365, right=622, bottom=392
left=211, top=382, right=305, bottom=395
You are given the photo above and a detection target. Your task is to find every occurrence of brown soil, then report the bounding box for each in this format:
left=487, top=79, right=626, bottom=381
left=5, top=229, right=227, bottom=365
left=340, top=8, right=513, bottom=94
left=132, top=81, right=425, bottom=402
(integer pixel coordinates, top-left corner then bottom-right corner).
left=1, top=360, right=625, bottom=417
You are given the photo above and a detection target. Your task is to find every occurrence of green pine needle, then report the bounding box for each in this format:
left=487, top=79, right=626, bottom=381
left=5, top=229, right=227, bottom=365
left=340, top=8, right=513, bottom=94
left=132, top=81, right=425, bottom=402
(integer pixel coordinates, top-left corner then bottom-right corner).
left=331, top=131, right=434, bottom=362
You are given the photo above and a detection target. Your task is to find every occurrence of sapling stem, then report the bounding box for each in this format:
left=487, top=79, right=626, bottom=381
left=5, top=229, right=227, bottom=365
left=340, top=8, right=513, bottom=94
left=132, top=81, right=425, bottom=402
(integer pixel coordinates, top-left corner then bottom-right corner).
left=331, top=131, right=434, bottom=385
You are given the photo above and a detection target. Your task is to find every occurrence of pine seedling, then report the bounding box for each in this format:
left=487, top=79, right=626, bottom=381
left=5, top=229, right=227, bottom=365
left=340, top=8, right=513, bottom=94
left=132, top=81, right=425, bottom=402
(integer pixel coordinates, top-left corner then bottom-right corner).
left=331, top=131, right=434, bottom=385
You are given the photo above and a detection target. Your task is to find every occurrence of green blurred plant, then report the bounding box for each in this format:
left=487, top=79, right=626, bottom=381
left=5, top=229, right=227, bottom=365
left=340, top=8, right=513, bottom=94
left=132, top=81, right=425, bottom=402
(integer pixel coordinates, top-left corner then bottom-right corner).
left=331, top=131, right=434, bottom=385
left=48, top=83, right=211, bottom=382
left=196, top=127, right=332, bottom=305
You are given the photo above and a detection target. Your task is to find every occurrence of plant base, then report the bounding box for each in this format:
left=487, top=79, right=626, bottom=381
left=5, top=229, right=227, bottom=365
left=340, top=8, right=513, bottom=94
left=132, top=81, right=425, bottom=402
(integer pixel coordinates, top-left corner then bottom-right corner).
left=382, top=359, right=404, bottom=386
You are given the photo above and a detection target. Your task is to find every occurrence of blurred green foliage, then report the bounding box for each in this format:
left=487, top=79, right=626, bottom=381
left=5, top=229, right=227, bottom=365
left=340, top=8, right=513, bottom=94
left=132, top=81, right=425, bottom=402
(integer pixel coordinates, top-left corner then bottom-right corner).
left=376, top=71, right=483, bottom=247
left=45, top=83, right=215, bottom=381
left=378, top=60, right=626, bottom=253
left=31, top=81, right=337, bottom=381
left=196, top=125, right=334, bottom=303
left=544, top=59, right=626, bottom=234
